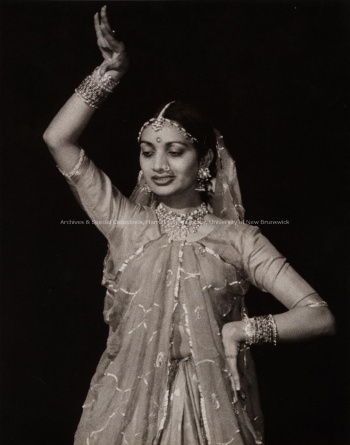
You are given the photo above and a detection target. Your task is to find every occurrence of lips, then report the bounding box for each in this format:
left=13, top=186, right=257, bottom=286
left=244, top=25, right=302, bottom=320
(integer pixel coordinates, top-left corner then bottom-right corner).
left=151, top=176, right=175, bottom=186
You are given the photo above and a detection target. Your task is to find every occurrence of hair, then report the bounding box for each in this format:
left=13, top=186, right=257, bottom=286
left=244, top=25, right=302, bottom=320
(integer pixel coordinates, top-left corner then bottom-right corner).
left=153, top=101, right=217, bottom=176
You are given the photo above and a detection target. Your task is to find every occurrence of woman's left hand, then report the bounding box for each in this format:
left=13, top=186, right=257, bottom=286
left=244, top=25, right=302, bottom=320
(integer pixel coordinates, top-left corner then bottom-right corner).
left=221, top=321, right=245, bottom=392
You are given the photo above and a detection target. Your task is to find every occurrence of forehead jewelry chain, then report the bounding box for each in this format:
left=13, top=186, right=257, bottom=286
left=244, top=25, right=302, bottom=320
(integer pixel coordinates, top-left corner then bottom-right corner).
left=156, top=203, right=209, bottom=241
left=138, top=101, right=199, bottom=143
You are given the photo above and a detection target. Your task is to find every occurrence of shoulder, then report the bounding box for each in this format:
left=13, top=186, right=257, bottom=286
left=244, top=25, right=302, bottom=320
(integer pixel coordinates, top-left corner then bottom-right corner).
left=211, top=217, right=261, bottom=239
left=202, top=216, right=262, bottom=251
left=202, top=213, right=262, bottom=244
left=224, top=221, right=261, bottom=249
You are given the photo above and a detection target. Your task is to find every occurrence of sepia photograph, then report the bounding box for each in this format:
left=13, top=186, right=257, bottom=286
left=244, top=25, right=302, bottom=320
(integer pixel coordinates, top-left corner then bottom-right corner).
left=1, top=1, right=349, bottom=444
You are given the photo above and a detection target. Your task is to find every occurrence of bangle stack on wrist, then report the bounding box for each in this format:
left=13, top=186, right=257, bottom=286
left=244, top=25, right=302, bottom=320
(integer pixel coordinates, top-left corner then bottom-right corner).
left=75, top=67, right=119, bottom=108
left=243, top=314, right=278, bottom=346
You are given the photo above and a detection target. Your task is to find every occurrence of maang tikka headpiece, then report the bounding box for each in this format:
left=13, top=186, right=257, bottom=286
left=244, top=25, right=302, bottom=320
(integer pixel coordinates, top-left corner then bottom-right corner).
left=137, top=101, right=199, bottom=143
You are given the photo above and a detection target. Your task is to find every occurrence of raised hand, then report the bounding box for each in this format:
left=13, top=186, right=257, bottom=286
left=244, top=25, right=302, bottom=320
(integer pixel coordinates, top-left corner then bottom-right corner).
left=94, top=5, right=129, bottom=77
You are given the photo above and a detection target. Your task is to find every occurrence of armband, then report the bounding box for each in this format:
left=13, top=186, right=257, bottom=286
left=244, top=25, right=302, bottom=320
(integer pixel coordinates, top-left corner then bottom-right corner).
left=57, top=148, right=85, bottom=178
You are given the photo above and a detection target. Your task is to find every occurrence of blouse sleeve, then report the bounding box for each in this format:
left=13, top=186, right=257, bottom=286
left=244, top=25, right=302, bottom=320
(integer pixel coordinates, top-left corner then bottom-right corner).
left=239, top=225, right=318, bottom=309
left=58, top=149, right=143, bottom=240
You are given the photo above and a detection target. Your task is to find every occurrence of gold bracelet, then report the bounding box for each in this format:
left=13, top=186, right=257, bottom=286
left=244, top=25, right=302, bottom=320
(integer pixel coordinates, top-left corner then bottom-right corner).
left=75, top=67, right=119, bottom=108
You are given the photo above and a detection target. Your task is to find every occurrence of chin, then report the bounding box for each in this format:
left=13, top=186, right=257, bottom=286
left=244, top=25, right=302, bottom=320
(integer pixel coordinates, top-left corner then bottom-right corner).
left=151, top=188, right=177, bottom=197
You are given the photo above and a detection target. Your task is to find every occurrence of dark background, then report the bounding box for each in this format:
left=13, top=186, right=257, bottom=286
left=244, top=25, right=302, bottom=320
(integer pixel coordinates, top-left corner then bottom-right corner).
left=1, top=1, right=349, bottom=444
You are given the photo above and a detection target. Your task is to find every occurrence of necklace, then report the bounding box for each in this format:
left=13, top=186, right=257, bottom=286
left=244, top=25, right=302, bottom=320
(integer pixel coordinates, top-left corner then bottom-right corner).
left=156, top=202, right=209, bottom=241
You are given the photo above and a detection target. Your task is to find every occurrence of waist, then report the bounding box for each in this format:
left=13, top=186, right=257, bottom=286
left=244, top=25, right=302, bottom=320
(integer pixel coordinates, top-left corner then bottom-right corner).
left=171, top=319, right=191, bottom=360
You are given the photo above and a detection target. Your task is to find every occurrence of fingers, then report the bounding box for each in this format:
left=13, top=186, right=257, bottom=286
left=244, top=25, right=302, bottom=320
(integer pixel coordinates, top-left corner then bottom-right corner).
left=226, top=355, right=241, bottom=391
left=100, top=5, right=113, bottom=33
left=103, top=32, right=125, bottom=53
left=94, top=12, right=103, bottom=41
left=95, top=6, right=125, bottom=53
left=222, top=322, right=242, bottom=392
left=93, top=6, right=128, bottom=76
left=99, top=62, right=117, bottom=78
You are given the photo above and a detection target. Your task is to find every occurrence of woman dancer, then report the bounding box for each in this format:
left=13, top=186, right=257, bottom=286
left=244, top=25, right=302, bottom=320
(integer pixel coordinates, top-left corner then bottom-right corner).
left=43, top=7, right=335, bottom=445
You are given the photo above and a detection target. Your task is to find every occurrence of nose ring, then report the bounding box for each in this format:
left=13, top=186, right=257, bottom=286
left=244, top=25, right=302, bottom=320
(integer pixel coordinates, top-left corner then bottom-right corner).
left=164, top=165, right=170, bottom=171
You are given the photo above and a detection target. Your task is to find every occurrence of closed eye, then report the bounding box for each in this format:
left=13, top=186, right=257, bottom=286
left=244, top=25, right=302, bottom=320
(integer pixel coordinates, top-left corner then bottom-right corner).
left=168, top=150, right=184, bottom=157
left=141, top=151, right=154, bottom=158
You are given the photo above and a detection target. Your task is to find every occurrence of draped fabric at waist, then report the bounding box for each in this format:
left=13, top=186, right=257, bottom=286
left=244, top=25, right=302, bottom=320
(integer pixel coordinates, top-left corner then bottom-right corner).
left=171, top=303, right=191, bottom=360
left=75, top=238, right=264, bottom=445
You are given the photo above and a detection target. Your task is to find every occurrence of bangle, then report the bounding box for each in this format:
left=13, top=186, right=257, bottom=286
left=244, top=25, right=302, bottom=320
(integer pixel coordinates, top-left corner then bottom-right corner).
left=75, top=67, right=119, bottom=108
left=306, top=301, right=328, bottom=308
left=57, top=148, right=85, bottom=178
left=243, top=314, right=278, bottom=346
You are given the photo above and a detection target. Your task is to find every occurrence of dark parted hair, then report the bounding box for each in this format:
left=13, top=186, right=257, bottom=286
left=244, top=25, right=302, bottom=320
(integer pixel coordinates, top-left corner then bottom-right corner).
left=154, top=101, right=217, bottom=176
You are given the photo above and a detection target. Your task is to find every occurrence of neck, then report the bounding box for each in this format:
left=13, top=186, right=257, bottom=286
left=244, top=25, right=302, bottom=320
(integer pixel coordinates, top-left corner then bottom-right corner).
left=159, top=190, right=202, bottom=211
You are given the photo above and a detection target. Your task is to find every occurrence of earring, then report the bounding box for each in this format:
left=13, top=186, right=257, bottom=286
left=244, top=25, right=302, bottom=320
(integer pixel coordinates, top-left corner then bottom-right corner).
left=195, top=167, right=211, bottom=192
left=138, top=170, right=152, bottom=193
left=141, top=184, right=152, bottom=193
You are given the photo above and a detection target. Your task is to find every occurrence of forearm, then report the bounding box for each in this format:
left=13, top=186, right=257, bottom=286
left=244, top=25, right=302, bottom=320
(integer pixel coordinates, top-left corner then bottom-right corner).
left=223, top=304, right=335, bottom=391
left=43, top=92, right=96, bottom=170
left=44, top=6, right=128, bottom=175
left=43, top=66, right=122, bottom=173
left=232, top=305, right=335, bottom=345
left=234, top=306, right=336, bottom=343
left=44, top=92, right=96, bottom=149
left=273, top=305, right=336, bottom=342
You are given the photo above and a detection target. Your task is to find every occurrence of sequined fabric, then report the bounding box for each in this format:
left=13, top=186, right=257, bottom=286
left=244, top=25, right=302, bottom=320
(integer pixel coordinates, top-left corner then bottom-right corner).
left=64, top=155, right=318, bottom=445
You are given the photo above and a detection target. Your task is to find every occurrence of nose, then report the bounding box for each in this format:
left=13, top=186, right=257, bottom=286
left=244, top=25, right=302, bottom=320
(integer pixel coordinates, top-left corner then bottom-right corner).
left=152, top=152, right=169, bottom=172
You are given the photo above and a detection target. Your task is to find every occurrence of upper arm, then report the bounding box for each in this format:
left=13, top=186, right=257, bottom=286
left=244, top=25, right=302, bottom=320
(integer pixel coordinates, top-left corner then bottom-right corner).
left=47, top=142, right=82, bottom=178
left=239, top=225, right=319, bottom=309
left=58, top=150, right=141, bottom=240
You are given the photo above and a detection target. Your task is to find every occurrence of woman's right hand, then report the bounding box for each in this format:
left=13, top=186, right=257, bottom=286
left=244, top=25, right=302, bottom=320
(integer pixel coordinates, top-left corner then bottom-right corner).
left=222, top=321, right=245, bottom=393
left=94, top=5, right=129, bottom=78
